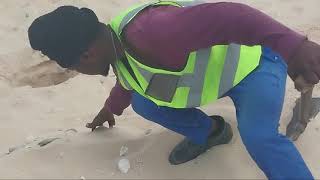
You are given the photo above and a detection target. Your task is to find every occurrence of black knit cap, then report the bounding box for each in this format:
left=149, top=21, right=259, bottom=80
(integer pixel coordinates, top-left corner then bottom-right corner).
left=28, top=6, right=100, bottom=68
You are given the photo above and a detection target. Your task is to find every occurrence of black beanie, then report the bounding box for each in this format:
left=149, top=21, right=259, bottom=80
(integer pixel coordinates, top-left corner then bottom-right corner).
left=28, top=6, right=100, bottom=68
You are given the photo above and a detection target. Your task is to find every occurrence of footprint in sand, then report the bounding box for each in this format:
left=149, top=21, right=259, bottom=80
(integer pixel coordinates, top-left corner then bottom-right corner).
left=38, top=137, right=61, bottom=147
left=2, top=128, right=78, bottom=157
left=10, top=60, right=78, bottom=88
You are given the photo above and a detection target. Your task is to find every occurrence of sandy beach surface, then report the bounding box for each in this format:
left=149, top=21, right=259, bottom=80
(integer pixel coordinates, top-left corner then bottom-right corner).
left=0, top=0, right=319, bottom=179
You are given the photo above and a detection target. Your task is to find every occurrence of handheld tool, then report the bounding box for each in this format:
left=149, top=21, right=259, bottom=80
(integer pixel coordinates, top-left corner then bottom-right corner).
left=286, top=76, right=320, bottom=141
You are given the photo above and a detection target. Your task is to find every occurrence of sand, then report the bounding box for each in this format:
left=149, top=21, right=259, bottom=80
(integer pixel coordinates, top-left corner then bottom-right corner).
left=0, top=0, right=319, bottom=179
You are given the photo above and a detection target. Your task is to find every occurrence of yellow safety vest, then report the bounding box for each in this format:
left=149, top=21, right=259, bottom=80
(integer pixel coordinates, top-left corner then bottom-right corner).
left=110, top=0, right=262, bottom=108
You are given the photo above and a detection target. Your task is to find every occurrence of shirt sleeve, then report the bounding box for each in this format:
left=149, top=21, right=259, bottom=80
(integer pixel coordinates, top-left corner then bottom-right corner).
left=184, top=2, right=306, bottom=61
left=127, top=2, right=307, bottom=64
left=103, top=80, right=132, bottom=116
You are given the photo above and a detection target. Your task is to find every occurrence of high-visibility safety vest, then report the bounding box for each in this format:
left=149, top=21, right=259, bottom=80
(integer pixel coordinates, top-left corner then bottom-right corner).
left=110, top=0, right=262, bottom=108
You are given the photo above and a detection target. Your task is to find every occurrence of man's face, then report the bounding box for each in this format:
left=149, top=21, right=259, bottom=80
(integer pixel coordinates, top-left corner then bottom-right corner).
left=70, top=26, right=116, bottom=76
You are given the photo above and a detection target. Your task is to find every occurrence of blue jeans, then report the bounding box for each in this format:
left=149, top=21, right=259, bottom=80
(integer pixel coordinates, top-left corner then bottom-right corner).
left=131, top=47, right=313, bottom=179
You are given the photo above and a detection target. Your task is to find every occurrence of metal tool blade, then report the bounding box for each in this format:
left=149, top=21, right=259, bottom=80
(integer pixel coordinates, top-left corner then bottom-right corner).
left=286, top=88, right=320, bottom=141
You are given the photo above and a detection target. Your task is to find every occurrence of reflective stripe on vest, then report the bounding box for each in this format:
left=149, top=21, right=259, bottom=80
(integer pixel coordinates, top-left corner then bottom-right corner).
left=116, top=67, right=133, bottom=90
left=126, top=44, right=243, bottom=107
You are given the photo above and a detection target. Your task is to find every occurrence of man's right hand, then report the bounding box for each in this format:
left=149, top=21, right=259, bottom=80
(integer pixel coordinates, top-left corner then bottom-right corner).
left=288, top=40, right=320, bottom=85
left=86, top=108, right=115, bottom=131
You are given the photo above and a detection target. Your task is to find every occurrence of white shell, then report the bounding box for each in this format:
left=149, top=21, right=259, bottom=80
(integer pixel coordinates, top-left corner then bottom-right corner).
left=118, top=158, right=130, bottom=174
left=80, top=176, right=86, bottom=180
left=119, top=146, right=128, bottom=157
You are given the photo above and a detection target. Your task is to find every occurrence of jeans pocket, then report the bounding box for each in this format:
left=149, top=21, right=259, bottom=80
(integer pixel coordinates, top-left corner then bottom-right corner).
left=258, top=54, right=287, bottom=81
left=274, top=55, right=288, bottom=72
left=250, top=62, right=285, bottom=89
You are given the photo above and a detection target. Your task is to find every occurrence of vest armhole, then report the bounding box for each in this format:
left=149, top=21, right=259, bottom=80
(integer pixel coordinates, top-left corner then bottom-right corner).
left=120, top=57, right=142, bottom=88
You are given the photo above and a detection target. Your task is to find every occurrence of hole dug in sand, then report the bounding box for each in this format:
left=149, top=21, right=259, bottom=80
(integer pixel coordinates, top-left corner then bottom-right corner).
left=10, top=61, right=78, bottom=88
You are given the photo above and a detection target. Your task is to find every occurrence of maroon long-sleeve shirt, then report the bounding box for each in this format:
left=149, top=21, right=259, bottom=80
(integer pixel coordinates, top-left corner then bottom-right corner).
left=105, top=2, right=306, bottom=115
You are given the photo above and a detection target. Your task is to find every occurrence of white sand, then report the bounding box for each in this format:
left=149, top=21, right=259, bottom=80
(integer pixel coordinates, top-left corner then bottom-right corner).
left=0, top=0, right=319, bottom=179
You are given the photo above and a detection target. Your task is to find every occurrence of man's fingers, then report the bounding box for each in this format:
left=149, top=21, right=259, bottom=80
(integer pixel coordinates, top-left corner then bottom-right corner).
left=108, top=119, right=116, bottom=127
left=294, top=76, right=314, bottom=93
left=303, top=71, right=319, bottom=84
left=313, top=65, right=320, bottom=80
left=86, top=123, right=93, bottom=128
left=86, top=123, right=98, bottom=132
left=86, top=123, right=98, bottom=130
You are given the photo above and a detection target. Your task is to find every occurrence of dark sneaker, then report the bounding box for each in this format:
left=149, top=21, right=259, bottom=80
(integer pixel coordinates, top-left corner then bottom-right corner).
left=169, top=115, right=233, bottom=165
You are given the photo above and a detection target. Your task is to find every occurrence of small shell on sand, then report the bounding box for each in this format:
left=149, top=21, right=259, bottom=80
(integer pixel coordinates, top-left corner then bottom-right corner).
left=120, top=146, right=128, bottom=157
left=118, top=158, right=130, bottom=174
left=80, top=176, right=86, bottom=180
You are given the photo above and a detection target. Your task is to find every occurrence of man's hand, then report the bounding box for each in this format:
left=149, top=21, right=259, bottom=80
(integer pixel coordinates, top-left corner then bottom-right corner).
left=288, top=40, right=320, bottom=84
left=294, top=75, right=314, bottom=93
left=86, top=108, right=115, bottom=131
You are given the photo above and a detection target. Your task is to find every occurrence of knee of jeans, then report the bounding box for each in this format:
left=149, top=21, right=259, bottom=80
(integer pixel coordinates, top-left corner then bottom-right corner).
left=238, top=125, right=278, bottom=151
